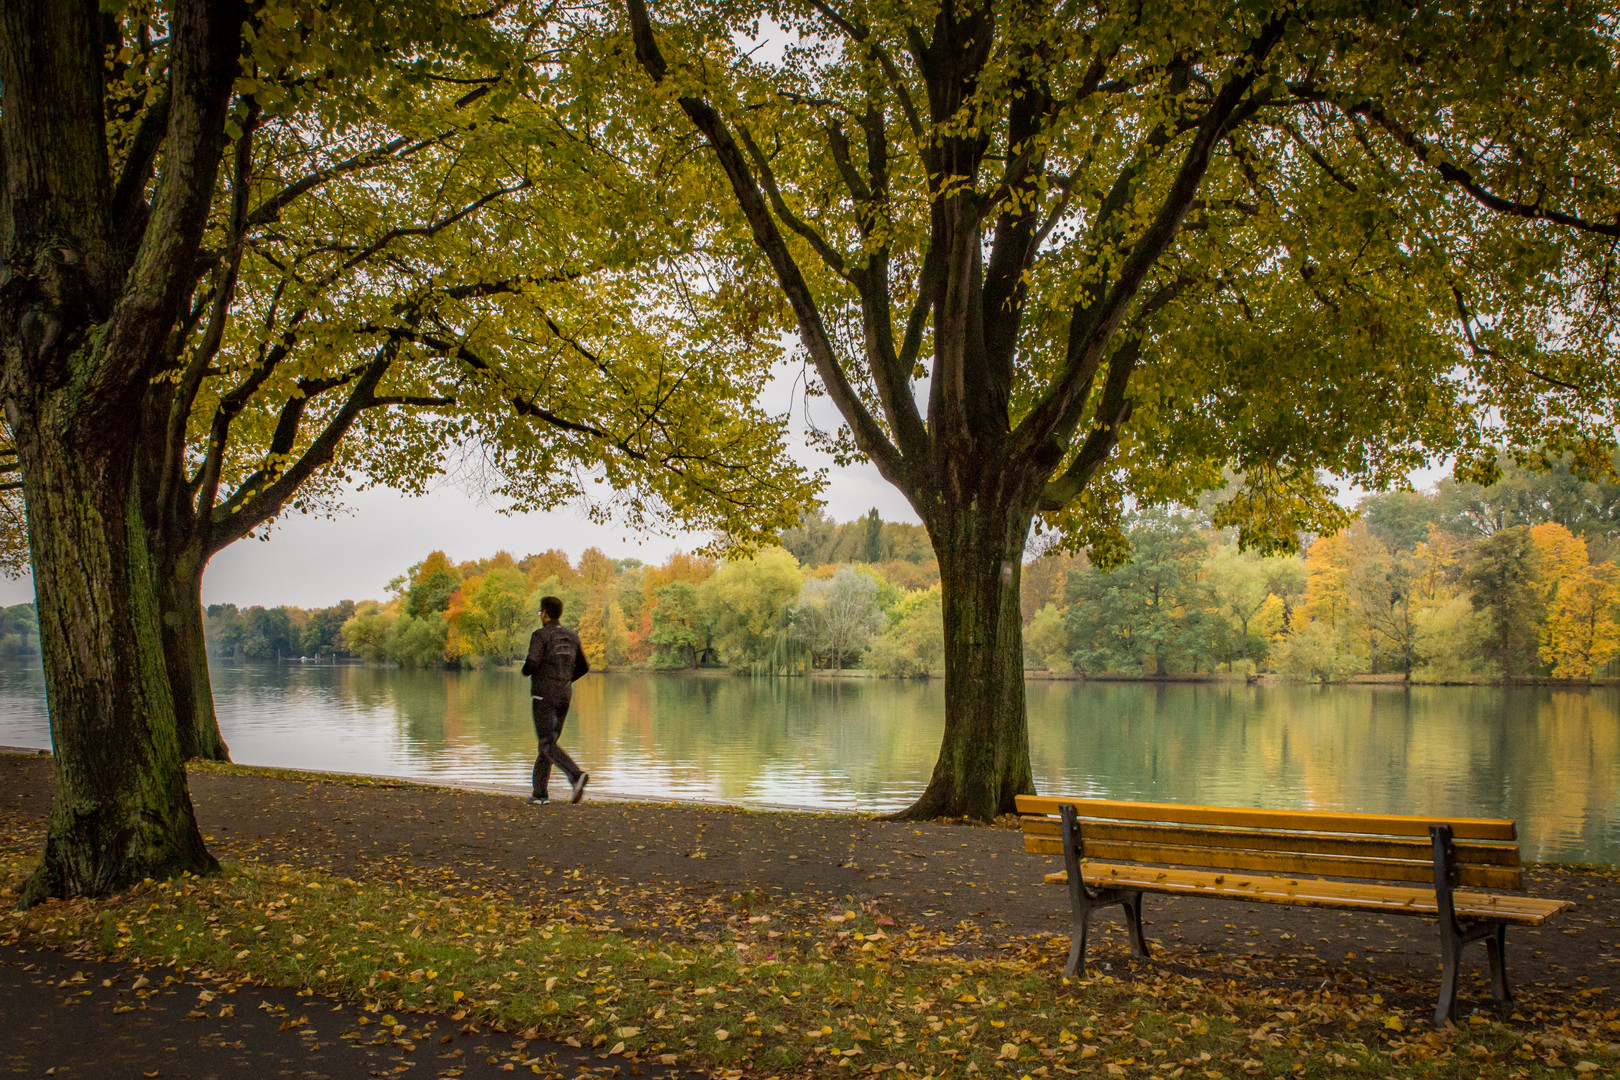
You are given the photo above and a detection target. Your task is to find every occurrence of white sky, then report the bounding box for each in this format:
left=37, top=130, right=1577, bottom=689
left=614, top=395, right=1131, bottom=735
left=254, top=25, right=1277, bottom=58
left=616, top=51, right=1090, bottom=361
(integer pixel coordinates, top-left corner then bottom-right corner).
left=0, top=363, right=917, bottom=609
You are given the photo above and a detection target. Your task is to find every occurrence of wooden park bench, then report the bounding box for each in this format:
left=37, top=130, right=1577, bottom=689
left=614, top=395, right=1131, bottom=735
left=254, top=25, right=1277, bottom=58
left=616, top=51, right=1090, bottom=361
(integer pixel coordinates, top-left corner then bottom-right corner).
left=1015, top=795, right=1574, bottom=1026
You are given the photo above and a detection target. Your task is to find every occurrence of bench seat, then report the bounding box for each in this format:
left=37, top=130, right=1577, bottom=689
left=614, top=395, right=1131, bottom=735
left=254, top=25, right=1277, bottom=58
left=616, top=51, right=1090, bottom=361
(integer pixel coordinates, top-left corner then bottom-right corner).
left=1015, top=794, right=1574, bottom=1026
left=1044, top=864, right=1571, bottom=924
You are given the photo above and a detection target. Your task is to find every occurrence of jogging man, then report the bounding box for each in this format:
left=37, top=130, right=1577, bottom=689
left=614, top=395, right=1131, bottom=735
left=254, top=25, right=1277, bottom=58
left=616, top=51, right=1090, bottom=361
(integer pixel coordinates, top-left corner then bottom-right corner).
left=521, top=595, right=590, bottom=804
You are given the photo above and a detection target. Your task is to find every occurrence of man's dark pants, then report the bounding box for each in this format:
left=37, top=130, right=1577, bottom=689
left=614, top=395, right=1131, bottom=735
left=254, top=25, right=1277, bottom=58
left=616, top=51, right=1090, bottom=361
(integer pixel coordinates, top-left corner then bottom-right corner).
left=531, top=687, right=583, bottom=798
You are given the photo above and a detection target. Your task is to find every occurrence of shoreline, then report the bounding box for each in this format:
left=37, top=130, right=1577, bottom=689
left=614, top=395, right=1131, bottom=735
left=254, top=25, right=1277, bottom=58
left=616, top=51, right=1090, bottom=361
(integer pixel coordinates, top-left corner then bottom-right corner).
left=198, top=658, right=1620, bottom=688
left=5, top=746, right=1612, bottom=870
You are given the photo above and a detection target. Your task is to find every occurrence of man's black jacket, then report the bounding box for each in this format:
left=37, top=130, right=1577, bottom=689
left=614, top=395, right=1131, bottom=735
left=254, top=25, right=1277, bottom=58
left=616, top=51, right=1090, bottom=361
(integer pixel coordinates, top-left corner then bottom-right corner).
left=522, top=621, right=589, bottom=695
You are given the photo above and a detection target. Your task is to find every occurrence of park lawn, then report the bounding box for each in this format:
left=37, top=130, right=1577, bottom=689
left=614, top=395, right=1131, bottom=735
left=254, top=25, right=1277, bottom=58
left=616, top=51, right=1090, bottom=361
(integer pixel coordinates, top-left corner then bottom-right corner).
left=1, top=850, right=1614, bottom=1080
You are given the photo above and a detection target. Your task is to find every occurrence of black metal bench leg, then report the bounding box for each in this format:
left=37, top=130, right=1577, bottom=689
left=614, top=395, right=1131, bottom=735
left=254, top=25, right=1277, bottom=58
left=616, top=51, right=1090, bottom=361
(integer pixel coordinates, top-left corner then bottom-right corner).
left=1435, top=927, right=1462, bottom=1027
left=1485, top=923, right=1511, bottom=1009
left=1123, top=891, right=1150, bottom=959
left=1064, top=903, right=1092, bottom=978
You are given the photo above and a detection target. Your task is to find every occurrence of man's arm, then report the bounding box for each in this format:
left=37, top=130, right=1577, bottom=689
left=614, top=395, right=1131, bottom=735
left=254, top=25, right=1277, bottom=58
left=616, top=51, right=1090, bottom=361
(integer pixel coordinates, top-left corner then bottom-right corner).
left=572, top=631, right=590, bottom=681
left=522, top=628, right=544, bottom=677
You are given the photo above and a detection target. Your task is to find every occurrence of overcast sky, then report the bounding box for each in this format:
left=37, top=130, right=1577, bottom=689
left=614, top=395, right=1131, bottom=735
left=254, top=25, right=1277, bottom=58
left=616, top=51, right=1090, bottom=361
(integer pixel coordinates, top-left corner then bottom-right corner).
left=0, top=363, right=917, bottom=609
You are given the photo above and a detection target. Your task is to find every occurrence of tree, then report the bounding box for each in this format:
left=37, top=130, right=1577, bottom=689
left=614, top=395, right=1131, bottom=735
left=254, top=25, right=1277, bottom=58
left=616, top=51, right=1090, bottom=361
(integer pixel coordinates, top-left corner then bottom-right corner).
left=1066, top=513, right=1214, bottom=676
left=1541, top=563, right=1620, bottom=679
left=626, top=0, right=1620, bottom=817
left=791, top=566, right=885, bottom=670
left=1361, top=491, right=1442, bottom=553
left=648, top=581, right=709, bottom=668
left=1438, top=452, right=1620, bottom=541
left=341, top=602, right=397, bottom=663
left=862, top=508, right=885, bottom=563
left=0, top=0, right=816, bottom=900
left=867, top=586, right=945, bottom=677
left=1531, top=524, right=1620, bottom=678
left=1463, top=527, right=1545, bottom=677
left=1021, top=602, right=1070, bottom=674
left=446, top=568, right=529, bottom=663
left=701, top=547, right=805, bottom=669
left=1205, top=546, right=1271, bottom=666
left=1, top=0, right=246, bottom=901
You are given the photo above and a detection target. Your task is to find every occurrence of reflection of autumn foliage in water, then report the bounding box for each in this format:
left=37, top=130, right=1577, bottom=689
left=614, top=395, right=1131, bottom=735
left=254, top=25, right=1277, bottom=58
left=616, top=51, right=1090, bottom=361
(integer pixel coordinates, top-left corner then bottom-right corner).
left=3, top=666, right=1615, bottom=860
left=1524, top=691, right=1620, bottom=858
left=1022, top=681, right=1620, bottom=863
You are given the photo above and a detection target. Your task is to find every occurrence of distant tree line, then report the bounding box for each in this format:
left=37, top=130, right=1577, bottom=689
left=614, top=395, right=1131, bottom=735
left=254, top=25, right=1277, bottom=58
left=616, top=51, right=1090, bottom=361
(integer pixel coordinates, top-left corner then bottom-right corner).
left=315, top=510, right=947, bottom=676
left=0, top=604, right=38, bottom=662
left=203, top=601, right=357, bottom=662
left=1021, top=456, right=1620, bottom=682
left=191, top=459, right=1620, bottom=684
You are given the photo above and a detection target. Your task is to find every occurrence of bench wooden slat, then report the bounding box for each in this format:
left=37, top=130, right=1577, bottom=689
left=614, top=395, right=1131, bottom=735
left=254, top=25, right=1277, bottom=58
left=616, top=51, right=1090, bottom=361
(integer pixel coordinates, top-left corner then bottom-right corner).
left=1022, top=835, right=1524, bottom=889
left=1014, top=794, right=1517, bottom=841
left=1020, top=817, right=1521, bottom=867
left=1043, top=864, right=1571, bottom=925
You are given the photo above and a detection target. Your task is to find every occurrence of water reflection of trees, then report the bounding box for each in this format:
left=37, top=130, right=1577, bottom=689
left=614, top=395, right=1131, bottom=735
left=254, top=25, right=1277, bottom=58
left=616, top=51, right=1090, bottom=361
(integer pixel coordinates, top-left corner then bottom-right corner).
left=191, top=666, right=1618, bottom=860
left=1026, top=682, right=1618, bottom=862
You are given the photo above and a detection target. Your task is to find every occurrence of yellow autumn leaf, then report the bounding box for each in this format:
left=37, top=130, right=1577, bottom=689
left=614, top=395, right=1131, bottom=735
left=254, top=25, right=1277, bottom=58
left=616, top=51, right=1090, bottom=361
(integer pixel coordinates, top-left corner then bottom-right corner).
left=1384, top=1017, right=1404, bottom=1031
left=451, top=991, right=464, bottom=1002
left=715, top=1029, right=729, bottom=1042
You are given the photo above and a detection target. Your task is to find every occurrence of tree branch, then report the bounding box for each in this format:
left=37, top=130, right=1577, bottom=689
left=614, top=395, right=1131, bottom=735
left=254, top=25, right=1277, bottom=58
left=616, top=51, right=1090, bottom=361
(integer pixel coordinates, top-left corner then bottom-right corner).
left=210, top=348, right=393, bottom=553
left=1359, top=103, right=1620, bottom=238
left=1012, top=16, right=1289, bottom=461
left=110, top=88, right=171, bottom=236
left=164, top=106, right=257, bottom=527
left=627, top=0, right=908, bottom=487
left=803, top=0, right=923, bottom=141
left=736, top=126, right=851, bottom=280
left=95, top=0, right=247, bottom=405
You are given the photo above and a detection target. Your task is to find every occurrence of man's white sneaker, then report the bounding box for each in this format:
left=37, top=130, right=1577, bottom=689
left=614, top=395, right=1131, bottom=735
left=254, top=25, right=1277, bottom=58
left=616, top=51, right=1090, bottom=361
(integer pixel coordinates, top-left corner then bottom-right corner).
left=570, top=772, right=589, bottom=804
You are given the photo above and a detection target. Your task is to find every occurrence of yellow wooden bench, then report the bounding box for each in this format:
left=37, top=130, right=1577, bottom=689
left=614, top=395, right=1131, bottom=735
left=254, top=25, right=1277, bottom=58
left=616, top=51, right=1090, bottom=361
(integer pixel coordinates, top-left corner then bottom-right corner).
left=1016, top=795, right=1574, bottom=1026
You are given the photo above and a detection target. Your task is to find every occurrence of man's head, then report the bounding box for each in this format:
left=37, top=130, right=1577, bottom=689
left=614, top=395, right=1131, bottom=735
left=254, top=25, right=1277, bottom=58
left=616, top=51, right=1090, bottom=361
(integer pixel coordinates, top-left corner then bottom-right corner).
left=540, top=595, right=563, bottom=622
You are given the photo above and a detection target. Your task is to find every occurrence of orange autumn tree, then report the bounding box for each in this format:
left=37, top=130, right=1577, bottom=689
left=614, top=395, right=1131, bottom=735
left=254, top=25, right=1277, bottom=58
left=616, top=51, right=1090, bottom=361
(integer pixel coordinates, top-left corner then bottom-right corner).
left=1532, top=524, right=1620, bottom=679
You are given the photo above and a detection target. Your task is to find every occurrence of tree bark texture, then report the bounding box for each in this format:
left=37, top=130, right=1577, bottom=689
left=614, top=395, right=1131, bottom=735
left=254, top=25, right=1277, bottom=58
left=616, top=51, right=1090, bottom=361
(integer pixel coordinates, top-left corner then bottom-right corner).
left=156, top=541, right=231, bottom=762
left=9, top=404, right=218, bottom=904
left=0, top=0, right=243, bottom=901
left=898, top=499, right=1036, bottom=821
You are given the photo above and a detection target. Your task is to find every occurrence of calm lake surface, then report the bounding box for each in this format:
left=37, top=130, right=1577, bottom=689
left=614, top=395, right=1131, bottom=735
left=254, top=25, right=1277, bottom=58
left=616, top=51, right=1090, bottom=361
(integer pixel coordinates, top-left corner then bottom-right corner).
left=1, top=662, right=1615, bottom=864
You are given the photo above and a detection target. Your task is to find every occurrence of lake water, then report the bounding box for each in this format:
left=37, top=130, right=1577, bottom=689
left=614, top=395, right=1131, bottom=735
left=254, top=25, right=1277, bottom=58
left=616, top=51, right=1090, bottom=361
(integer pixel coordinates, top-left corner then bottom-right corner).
left=0, top=662, right=1616, bottom=864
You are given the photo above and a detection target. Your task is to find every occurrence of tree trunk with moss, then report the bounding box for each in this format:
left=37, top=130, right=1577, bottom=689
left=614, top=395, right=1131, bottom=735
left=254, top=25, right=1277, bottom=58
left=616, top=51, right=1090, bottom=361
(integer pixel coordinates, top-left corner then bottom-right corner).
left=902, top=497, right=1036, bottom=821
left=156, top=538, right=231, bottom=762
left=9, top=398, right=218, bottom=905
left=1, top=0, right=243, bottom=902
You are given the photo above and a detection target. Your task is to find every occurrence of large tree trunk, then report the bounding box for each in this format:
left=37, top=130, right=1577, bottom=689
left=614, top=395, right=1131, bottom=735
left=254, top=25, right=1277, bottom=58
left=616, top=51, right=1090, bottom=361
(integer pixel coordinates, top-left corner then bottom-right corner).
left=1, top=0, right=242, bottom=904
left=157, top=540, right=231, bottom=761
left=11, top=404, right=217, bottom=905
left=893, top=499, right=1036, bottom=821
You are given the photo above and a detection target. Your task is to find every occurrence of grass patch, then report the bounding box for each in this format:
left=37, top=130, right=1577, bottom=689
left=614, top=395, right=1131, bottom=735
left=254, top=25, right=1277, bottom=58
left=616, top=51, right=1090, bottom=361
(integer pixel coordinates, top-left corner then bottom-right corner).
left=1, top=851, right=1613, bottom=1079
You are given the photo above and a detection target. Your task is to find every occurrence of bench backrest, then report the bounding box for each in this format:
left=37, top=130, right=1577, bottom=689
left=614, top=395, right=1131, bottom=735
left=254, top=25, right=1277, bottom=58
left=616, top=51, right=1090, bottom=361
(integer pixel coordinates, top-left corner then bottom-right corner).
left=1015, top=795, right=1524, bottom=891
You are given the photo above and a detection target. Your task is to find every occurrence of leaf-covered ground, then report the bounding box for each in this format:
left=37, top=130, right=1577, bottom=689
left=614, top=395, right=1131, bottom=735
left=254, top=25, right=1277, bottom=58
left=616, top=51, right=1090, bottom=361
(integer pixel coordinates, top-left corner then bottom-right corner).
left=0, top=752, right=1616, bottom=1079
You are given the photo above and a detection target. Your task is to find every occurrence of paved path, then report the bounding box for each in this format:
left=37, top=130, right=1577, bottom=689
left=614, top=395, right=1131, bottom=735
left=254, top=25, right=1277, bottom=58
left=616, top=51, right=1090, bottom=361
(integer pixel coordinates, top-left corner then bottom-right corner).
left=0, top=941, right=701, bottom=1079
